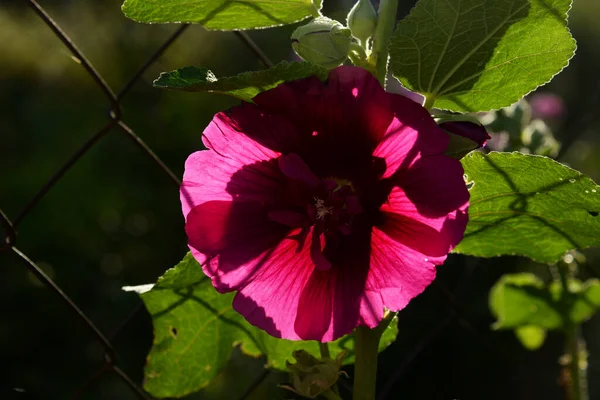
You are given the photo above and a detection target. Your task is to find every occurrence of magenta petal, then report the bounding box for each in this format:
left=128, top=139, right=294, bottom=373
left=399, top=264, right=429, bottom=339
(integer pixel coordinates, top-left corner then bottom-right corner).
left=232, top=223, right=376, bottom=342
left=268, top=210, right=306, bottom=228
left=389, top=155, right=469, bottom=218
left=186, top=200, right=289, bottom=291
left=368, top=227, right=439, bottom=312
left=373, top=116, right=449, bottom=179
left=278, top=153, right=320, bottom=187
left=379, top=211, right=467, bottom=257
left=232, top=232, right=315, bottom=340
left=310, top=230, right=332, bottom=271
left=181, top=152, right=286, bottom=220
left=203, top=112, right=281, bottom=163
left=207, top=104, right=301, bottom=156
left=294, top=271, right=334, bottom=339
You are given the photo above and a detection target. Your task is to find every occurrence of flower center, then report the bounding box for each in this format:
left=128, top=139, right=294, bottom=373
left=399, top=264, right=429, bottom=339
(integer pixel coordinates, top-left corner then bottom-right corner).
left=313, top=198, right=333, bottom=220
left=273, top=153, right=366, bottom=271
left=308, top=179, right=363, bottom=234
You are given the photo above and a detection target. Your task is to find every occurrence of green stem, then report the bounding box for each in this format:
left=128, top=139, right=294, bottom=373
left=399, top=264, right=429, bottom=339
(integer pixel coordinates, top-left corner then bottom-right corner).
left=367, top=0, right=398, bottom=87
left=556, top=265, right=588, bottom=400
left=353, top=312, right=397, bottom=400
left=564, top=324, right=586, bottom=400
left=353, top=326, right=380, bottom=400
left=423, top=94, right=435, bottom=110
left=319, top=342, right=331, bottom=359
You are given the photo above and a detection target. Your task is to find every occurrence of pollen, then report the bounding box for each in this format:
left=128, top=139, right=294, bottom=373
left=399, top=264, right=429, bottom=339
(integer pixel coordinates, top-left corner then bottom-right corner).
left=314, top=198, right=333, bottom=220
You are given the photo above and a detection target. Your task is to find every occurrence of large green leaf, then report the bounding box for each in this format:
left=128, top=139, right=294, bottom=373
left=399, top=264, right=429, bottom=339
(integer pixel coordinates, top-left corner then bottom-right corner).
left=134, top=253, right=397, bottom=397
left=455, top=152, right=600, bottom=263
left=122, top=0, right=320, bottom=30
left=389, top=0, right=576, bottom=112
left=153, top=61, right=329, bottom=102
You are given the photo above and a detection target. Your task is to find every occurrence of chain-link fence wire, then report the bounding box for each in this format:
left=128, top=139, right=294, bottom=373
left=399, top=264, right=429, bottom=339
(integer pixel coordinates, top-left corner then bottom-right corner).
left=3, top=1, right=591, bottom=399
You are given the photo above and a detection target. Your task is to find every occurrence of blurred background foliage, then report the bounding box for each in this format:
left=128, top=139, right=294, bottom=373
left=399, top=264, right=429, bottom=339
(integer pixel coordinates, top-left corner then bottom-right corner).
left=1, top=0, right=599, bottom=399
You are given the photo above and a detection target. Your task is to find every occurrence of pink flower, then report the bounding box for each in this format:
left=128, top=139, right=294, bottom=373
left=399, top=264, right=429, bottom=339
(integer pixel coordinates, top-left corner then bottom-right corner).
left=181, top=67, right=469, bottom=342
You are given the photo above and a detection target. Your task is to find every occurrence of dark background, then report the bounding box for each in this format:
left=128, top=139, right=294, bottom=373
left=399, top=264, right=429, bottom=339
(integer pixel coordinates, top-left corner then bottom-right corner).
left=1, top=0, right=600, bottom=399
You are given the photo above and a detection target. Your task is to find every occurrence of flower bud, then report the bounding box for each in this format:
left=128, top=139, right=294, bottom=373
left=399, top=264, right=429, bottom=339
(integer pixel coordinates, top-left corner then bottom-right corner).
left=436, top=115, right=491, bottom=159
left=347, top=0, right=378, bottom=44
left=281, top=350, right=346, bottom=399
left=291, top=17, right=352, bottom=69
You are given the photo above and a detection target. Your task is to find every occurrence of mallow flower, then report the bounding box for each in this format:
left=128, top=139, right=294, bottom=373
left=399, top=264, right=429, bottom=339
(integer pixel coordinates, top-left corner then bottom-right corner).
left=181, top=66, right=469, bottom=342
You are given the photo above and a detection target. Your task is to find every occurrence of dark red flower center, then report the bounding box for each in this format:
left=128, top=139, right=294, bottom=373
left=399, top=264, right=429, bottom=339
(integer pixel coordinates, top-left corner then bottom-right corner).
left=268, top=153, right=367, bottom=271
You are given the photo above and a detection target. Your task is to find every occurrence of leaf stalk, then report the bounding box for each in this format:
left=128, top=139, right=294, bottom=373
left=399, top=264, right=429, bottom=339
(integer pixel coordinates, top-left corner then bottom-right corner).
left=368, top=0, right=398, bottom=88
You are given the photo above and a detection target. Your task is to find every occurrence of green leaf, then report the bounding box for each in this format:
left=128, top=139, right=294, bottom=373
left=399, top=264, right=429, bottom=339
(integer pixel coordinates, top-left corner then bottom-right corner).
left=514, top=325, right=547, bottom=350
left=389, top=0, right=576, bottom=112
left=153, top=61, right=329, bottom=102
left=122, top=0, right=320, bottom=30
left=455, top=152, right=600, bottom=263
left=489, top=273, right=563, bottom=329
left=139, top=253, right=255, bottom=398
left=136, top=253, right=398, bottom=397
left=568, top=279, right=600, bottom=323
left=490, top=274, right=600, bottom=346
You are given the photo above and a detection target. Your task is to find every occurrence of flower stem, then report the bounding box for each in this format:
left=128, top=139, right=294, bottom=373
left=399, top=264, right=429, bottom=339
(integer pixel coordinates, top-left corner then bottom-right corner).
left=367, top=0, right=398, bottom=88
left=353, top=312, right=397, bottom=400
left=320, top=342, right=331, bottom=359
left=555, top=265, right=588, bottom=400
left=563, top=324, right=587, bottom=400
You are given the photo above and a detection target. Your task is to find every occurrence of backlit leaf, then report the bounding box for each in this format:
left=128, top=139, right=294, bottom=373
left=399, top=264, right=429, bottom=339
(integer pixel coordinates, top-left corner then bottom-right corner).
left=153, top=62, right=328, bottom=102
left=389, top=0, right=576, bottom=112
left=455, top=152, right=600, bottom=263
left=122, top=0, right=320, bottom=30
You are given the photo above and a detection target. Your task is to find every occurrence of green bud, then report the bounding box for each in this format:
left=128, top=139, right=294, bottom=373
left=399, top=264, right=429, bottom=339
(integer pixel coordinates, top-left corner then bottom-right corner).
left=347, top=0, right=378, bottom=44
left=291, top=17, right=352, bottom=69
left=281, top=349, right=346, bottom=399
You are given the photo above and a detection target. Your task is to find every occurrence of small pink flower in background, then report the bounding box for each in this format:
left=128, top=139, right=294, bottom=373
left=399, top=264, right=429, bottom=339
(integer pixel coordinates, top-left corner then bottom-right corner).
left=529, top=92, right=566, bottom=120
left=181, top=67, right=469, bottom=342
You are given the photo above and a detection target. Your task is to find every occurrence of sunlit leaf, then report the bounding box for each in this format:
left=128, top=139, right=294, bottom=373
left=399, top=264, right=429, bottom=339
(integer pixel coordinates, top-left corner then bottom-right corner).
left=122, top=0, right=320, bottom=30
left=389, top=0, right=576, bottom=112
left=455, top=152, right=600, bottom=263
left=566, top=279, right=600, bottom=323
left=153, top=62, right=328, bottom=102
